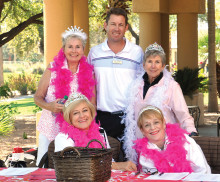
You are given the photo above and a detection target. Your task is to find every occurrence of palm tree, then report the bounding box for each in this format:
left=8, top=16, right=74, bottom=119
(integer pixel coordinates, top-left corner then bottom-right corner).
left=208, top=0, right=218, bottom=112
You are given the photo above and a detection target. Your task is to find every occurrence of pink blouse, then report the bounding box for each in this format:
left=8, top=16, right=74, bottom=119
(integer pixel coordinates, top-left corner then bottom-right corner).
left=37, top=60, right=78, bottom=141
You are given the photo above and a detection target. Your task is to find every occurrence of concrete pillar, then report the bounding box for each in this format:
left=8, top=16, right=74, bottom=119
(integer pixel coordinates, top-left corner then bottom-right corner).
left=139, top=13, right=161, bottom=51
left=44, top=0, right=73, bottom=66
left=161, top=14, right=170, bottom=66
left=177, top=13, right=198, bottom=69
left=73, top=0, right=90, bottom=55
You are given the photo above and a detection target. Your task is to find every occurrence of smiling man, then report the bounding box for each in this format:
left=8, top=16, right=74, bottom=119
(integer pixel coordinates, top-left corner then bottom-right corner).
left=88, top=8, right=143, bottom=155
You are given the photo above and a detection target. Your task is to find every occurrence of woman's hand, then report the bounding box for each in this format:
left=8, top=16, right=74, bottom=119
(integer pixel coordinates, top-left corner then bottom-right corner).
left=112, top=161, right=137, bottom=171
left=49, top=99, right=65, bottom=113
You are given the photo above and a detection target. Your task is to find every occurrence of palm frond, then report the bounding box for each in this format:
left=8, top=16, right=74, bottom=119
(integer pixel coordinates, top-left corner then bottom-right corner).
left=173, top=67, right=207, bottom=98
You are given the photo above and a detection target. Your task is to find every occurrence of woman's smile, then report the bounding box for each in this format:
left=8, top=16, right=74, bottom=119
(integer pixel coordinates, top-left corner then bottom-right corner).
left=150, top=130, right=159, bottom=135
left=70, top=101, right=93, bottom=130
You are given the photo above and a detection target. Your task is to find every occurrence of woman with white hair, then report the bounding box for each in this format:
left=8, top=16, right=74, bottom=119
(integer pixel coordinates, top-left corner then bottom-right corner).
left=34, top=26, right=95, bottom=165
left=123, top=43, right=198, bottom=163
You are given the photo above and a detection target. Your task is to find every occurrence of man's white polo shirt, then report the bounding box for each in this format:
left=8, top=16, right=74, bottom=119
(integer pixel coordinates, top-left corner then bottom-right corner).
left=88, top=38, right=143, bottom=112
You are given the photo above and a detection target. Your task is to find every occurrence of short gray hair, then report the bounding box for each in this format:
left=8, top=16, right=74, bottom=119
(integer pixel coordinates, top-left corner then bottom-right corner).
left=143, top=50, right=166, bottom=65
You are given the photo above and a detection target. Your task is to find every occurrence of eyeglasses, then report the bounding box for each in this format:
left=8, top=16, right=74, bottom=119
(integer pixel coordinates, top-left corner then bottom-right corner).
left=142, top=168, right=158, bottom=175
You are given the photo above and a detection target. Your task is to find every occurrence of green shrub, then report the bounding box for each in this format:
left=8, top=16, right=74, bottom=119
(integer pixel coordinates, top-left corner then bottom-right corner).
left=0, top=103, right=18, bottom=136
left=16, top=67, right=24, bottom=72
left=7, top=71, right=39, bottom=95
left=32, top=67, right=44, bottom=75
left=33, top=105, right=42, bottom=114
left=3, top=67, right=12, bottom=73
left=0, top=82, right=12, bottom=98
left=199, top=77, right=209, bottom=93
left=173, top=67, right=207, bottom=98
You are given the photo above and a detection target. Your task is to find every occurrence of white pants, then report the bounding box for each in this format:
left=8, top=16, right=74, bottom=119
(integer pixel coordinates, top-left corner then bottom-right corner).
left=36, top=133, right=51, bottom=166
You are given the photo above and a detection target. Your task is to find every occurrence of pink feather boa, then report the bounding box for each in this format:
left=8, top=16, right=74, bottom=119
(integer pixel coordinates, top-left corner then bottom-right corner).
left=60, top=120, right=106, bottom=148
left=133, top=124, right=194, bottom=173
left=49, top=48, right=95, bottom=127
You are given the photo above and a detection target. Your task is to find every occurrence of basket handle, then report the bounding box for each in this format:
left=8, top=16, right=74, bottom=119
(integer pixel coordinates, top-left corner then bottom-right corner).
left=86, top=139, right=105, bottom=149
left=60, top=147, right=80, bottom=157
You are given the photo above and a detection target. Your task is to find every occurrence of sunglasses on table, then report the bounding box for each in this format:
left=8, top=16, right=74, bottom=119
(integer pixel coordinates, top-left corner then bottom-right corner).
left=142, top=168, right=158, bottom=175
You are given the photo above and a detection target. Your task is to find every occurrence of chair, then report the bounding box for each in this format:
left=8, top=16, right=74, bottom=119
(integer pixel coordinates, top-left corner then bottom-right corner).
left=217, top=117, right=220, bottom=137
left=188, top=105, right=200, bottom=130
left=37, top=142, right=53, bottom=168
left=192, top=136, right=220, bottom=174
left=47, top=140, right=55, bottom=169
left=107, top=136, right=121, bottom=162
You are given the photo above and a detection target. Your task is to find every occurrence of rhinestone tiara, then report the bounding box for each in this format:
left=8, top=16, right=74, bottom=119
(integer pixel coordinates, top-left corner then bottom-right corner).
left=138, top=105, right=162, bottom=117
left=62, top=26, right=87, bottom=41
left=145, top=42, right=165, bottom=54
left=64, top=92, right=88, bottom=108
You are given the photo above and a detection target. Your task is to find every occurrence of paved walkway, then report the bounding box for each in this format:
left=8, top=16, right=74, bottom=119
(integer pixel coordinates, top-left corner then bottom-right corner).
left=198, top=125, right=218, bottom=137
left=198, top=111, right=219, bottom=137
left=0, top=94, right=34, bottom=103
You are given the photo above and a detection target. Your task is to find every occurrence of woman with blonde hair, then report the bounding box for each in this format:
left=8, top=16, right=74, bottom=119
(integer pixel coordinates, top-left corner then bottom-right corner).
left=54, top=92, right=137, bottom=172
left=134, top=105, right=211, bottom=174
left=54, top=92, right=107, bottom=151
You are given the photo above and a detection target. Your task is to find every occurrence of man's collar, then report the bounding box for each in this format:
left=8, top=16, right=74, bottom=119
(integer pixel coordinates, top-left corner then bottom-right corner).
left=102, top=37, right=130, bottom=52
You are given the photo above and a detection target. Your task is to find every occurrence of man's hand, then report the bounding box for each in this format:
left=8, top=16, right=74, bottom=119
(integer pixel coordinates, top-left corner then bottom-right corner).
left=112, top=161, right=137, bottom=171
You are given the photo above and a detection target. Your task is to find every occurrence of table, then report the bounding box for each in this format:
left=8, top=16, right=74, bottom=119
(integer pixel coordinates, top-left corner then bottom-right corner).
left=0, top=168, right=219, bottom=181
left=0, top=168, right=182, bottom=182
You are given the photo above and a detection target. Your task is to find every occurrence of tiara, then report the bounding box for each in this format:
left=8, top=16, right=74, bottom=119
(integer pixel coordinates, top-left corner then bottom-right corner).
left=145, top=42, right=165, bottom=54
left=138, top=105, right=162, bottom=117
left=64, top=92, right=88, bottom=108
left=62, top=26, right=87, bottom=41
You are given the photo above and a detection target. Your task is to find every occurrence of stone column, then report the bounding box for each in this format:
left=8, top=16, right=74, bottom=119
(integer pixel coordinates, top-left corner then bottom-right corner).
left=161, top=14, right=170, bottom=65
left=44, top=0, right=73, bottom=65
left=73, top=0, right=90, bottom=55
left=139, top=12, right=161, bottom=50
left=177, top=13, right=198, bottom=69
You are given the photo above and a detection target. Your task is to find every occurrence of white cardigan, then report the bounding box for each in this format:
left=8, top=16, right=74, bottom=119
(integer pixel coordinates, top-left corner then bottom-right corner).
left=54, top=127, right=110, bottom=152
left=139, top=134, right=211, bottom=174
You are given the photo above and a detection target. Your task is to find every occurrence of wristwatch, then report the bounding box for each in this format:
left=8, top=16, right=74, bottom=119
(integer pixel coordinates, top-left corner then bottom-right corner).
left=189, top=132, right=199, bottom=137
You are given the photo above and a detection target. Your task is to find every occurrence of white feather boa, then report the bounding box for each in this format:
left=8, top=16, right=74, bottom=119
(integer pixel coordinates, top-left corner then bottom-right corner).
left=122, top=67, right=174, bottom=163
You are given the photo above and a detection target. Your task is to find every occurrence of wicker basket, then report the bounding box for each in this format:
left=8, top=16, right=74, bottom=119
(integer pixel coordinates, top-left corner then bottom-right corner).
left=53, top=139, right=112, bottom=182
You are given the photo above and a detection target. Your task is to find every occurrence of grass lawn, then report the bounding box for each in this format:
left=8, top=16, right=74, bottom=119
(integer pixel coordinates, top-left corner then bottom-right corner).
left=9, top=97, right=37, bottom=115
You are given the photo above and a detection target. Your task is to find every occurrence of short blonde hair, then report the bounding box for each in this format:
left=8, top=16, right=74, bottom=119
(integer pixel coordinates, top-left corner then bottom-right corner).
left=63, top=99, right=96, bottom=124
left=137, top=107, right=164, bottom=130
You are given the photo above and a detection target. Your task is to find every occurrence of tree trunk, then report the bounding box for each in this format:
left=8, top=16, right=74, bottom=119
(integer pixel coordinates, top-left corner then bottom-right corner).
left=128, top=23, right=139, bottom=45
left=0, top=46, right=3, bottom=86
left=208, top=0, right=218, bottom=112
